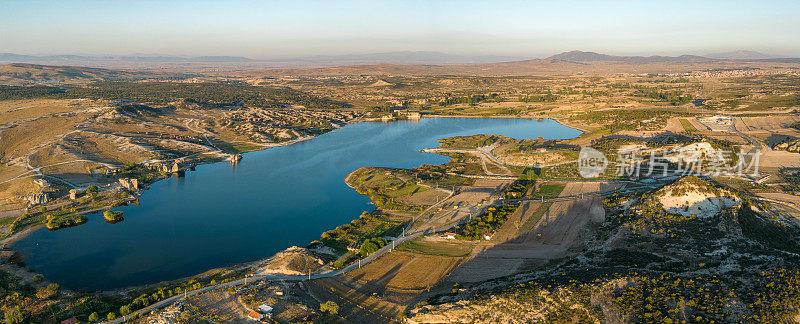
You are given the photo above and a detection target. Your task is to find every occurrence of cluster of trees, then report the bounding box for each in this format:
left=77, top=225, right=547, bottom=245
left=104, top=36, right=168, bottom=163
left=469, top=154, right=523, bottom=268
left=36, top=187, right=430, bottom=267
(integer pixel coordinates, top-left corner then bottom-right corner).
left=45, top=214, right=88, bottom=230
left=504, top=180, right=535, bottom=199
left=0, top=81, right=351, bottom=110
left=319, top=211, right=402, bottom=254
left=0, top=84, right=66, bottom=100
left=438, top=93, right=499, bottom=106
left=465, top=263, right=800, bottom=323
left=410, top=164, right=448, bottom=181
left=582, top=108, right=696, bottom=132
left=0, top=259, right=245, bottom=322
left=438, top=134, right=511, bottom=149
left=103, top=210, right=124, bottom=223
left=631, top=85, right=694, bottom=106
left=359, top=237, right=388, bottom=257
left=456, top=203, right=519, bottom=240
left=518, top=93, right=559, bottom=103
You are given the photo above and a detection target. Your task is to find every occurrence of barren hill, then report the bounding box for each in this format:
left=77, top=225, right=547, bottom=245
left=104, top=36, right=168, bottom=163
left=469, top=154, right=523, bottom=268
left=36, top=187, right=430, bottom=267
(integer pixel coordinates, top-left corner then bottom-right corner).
left=547, top=50, right=716, bottom=63
left=0, top=63, right=165, bottom=85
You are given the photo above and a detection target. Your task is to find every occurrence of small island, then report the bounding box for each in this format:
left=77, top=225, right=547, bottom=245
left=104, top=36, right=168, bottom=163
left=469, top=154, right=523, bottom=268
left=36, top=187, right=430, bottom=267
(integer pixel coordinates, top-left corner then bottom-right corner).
left=103, top=210, right=124, bottom=224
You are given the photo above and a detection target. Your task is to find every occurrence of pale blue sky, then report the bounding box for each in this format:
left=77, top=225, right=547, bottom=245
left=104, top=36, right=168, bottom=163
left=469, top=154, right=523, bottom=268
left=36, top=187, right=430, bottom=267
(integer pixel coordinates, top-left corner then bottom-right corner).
left=1, top=0, right=799, bottom=58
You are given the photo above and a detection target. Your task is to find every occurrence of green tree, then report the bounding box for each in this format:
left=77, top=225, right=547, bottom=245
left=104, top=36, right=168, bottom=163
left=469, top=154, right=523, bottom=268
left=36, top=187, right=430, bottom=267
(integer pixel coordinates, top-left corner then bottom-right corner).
left=320, top=301, right=339, bottom=315
left=86, top=185, right=98, bottom=194
left=120, top=305, right=131, bottom=316
left=88, top=312, right=99, bottom=322
left=106, top=312, right=116, bottom=321
left=359, top=241, right=378, bottom=257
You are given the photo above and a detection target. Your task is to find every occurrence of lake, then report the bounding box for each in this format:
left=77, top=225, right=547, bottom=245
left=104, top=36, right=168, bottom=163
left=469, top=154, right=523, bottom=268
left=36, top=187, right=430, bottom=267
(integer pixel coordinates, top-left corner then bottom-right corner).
left=13, top=117, right=581, bottom=290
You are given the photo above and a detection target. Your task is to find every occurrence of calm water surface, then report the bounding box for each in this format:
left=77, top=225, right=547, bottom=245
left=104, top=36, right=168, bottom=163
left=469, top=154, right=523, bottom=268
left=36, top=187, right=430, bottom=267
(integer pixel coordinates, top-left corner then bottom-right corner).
left=13, top=118, right=580, bottom=290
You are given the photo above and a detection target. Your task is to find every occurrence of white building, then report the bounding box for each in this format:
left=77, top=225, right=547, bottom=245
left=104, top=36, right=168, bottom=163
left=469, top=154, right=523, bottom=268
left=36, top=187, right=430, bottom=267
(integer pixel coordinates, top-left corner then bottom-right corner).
left=258, top=304, right=274, bottom=317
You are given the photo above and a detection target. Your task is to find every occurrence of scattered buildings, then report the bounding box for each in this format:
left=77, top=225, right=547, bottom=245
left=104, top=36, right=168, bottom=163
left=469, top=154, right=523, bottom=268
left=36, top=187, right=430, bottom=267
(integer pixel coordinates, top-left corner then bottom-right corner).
left=119, top=177, right=139, bottom=191
left=228, top=153, right=242, bottom=165
left=69, top=189, right=82, bottom=200
left=696, top=116, right=733, bottom=131
left=248, top=310, right=264, bottom=321
left=258, top=304, right=274, bottom=318
left=25, top=193, right=49, bottom=206
left=59, top=317, right=78, bottom=324
left=33, top=178, right=49, bottom=187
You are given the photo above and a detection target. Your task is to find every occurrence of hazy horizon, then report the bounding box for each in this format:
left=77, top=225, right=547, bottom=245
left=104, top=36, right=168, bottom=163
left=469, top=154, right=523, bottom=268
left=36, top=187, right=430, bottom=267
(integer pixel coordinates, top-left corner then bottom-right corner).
left=2, top=0, right=800, bottom=58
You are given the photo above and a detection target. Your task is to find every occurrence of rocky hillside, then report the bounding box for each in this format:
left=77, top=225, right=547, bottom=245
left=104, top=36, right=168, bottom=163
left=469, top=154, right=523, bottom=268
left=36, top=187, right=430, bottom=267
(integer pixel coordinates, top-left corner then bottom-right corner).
left=408, top=176, right=800, bottom=323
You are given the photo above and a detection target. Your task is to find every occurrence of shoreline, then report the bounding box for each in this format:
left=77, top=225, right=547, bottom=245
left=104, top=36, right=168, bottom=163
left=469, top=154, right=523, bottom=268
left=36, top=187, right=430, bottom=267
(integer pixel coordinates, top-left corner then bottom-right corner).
left=5, top=115, right=584, bottom=294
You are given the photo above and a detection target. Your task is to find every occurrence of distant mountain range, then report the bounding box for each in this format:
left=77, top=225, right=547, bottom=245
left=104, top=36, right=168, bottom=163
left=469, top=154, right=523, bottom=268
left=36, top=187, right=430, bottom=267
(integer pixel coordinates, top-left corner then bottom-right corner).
left=546, top=50, right=714, bottom=63
left=0, top=51, right=524, bottom=65
left=0, top=53, right=254, bottom=63
left=271, top=51, right=526, bottom=65
left=704, top=50, right=773, bottom=60
left=2, top=50, right=797, bottom=66
left=545, top=50, right=798, bottom=63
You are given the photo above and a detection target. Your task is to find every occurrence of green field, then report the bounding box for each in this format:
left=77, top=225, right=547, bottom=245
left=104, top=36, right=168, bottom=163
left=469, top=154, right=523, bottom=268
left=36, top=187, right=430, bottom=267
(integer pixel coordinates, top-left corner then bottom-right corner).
left=533, top=183, right=566, bottom=199
left=396, top=239, right=472, bottom=257
left=679, top=118, right=697, bottom=132
left=517, top=202, right=553, bottom=236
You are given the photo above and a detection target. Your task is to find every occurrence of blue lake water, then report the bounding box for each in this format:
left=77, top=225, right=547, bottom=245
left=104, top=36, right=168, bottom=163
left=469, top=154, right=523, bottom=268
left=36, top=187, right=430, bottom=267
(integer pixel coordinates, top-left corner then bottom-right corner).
left=13, top=118, right=580, bottom=290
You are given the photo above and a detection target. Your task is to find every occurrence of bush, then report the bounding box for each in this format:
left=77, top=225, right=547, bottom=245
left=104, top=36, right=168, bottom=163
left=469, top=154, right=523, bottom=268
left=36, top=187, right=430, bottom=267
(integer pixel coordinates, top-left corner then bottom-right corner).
left=320, top=301, right=339, bottom=315
left=35, top=283, right=59, bottom=299
left=106, top=312, right=116, bottom=321
left=88, top=312, right=99, bottom=322
left=86, top=185, right=99, bottom=194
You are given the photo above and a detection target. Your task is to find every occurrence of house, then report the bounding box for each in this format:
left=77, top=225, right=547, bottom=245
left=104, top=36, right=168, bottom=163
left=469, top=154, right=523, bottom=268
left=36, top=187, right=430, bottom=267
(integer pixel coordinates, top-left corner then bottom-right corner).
left=347, top=241, right=362, bottom=252
left=407, top=112, right=421, bottom=119
left=443, top=232, right=456, bottom=239
left=536, top=147, right=548, bottom=153
left=258, top=304, right=274, bottom=317
left=60, top=317, right=78, bottom=324
left=484, top=232, right=495, bottom=240
left=248, top=310, right=264, bottom=321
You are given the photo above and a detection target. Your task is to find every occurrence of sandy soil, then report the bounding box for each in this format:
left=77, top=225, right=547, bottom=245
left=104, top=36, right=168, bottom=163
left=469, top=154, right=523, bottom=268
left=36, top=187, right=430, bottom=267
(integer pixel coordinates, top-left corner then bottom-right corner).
left=184, top=289, right=258, bottom=323
left=417, top=179, right=510, bottom=232
left=259, top=246, right=323, bottom=276
left=346, top=251, right=462, bottom=291
left=738, top=115, right=800, bottom=132
left=447, top=182, right=617, bottom=283
left=759, top=149, right=800, bottom=170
